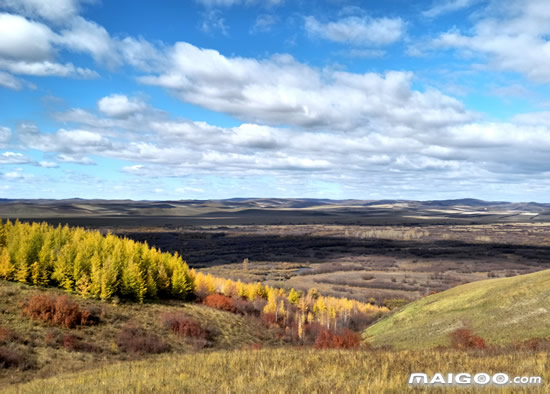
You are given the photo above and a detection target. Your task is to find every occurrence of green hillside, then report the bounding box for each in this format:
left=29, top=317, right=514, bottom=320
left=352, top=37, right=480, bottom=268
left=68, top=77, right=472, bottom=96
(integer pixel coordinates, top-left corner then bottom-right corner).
left=364, top=269, right=550, bottom=349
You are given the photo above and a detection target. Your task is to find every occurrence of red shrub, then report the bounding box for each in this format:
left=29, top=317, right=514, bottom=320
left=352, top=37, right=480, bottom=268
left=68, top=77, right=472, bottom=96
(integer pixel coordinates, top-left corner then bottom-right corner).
left=63, top=334, right=101, bottom=353
left=162, top=313, right=209, bottom=339
left=450, top=328, right=486, bottom=350
left=262, top=312, right=277, bottom=325
left=202, top=294, right=236, bottom=313
left=116, top=323, right=170, bottom=354
left=0, top=327, right=17, bottom=345
left=23, top=295, right=96, bottom=329
left=314, top=328, right=361, bottom=349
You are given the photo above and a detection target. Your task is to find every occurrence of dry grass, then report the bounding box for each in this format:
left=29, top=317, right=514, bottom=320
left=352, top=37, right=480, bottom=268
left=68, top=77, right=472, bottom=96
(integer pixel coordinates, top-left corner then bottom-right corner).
left=5, top=348, right=549, bottom=393
left=0, top=280, right=275, bottom=386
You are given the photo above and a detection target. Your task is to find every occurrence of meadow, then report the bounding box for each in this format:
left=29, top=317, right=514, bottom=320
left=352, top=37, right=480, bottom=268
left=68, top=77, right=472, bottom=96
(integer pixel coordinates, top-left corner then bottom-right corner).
left=6, top=348, right=549, bottom=393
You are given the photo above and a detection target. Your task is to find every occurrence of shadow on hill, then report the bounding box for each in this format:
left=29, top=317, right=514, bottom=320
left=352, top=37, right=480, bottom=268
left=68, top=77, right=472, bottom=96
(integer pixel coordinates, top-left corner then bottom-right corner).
left=117, top=231, right=550, bottom=270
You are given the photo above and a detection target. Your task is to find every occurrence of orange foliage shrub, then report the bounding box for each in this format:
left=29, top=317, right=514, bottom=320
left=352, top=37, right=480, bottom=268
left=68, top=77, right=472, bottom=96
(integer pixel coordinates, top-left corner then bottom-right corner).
left=202, top=294, right=236, bottom=313
left=314, top=328, right=361, bottom=349
left=23, top=295, right=96, bottom=329
left=450, top=328, right=486, bottom=349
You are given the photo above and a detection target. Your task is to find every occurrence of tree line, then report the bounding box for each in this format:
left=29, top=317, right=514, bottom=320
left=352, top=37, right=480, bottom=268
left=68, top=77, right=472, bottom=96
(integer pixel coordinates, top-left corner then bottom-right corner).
left=0, top=220, right=388, bottom=329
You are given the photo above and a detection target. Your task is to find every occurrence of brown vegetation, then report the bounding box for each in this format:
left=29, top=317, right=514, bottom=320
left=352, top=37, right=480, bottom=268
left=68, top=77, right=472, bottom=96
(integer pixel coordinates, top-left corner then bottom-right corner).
left=202, top=294, right=236, bottom=313
left=22, top=295, right=97, bottom=329
left=314, top=328, right=361, bottom=349
left=115, top=323, right=170, bottom=354
left=450, top=328, right=486, bottom=350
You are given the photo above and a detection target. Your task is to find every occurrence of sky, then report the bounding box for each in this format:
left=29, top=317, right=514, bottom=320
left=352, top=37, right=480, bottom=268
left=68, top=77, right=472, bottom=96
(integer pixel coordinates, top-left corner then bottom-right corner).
left=1, top=0, right=550, bottom=202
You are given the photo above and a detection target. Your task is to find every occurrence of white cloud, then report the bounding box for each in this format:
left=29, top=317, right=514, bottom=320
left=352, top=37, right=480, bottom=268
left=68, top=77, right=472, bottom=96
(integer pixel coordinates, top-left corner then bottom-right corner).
left=0, top=151, right=31, bottom=164
left=57, top=154, right=95, bottom=165
left=0, top=59, right=97, bottom=77
left=433, top=0, right=550, bottom=83
left=175, top=187, right=204, bottom=193
left=251, top=14, right=278, bottom=33
left=0, top=127, right=11, bottom=144
left=97, top=94, right=147, bottom=118
left=2, top=168, right=32, bottom=180
left=138, top=42, right=471, bottom=131
left=195, top=0, right=282, bottom=7
left=304, top=15, right=405, bottom=46
left=200, top=9, right=228, bottom=35
left=38, top=161, right=59, bottom=168
left=0, top=13, right=98, bottom=78
left=57, top=17, right=119, bottom=66
left=0, top=70, right=23, bottom=89
left=122, top=164, right=144, bottom=173
left=0, top=13, right=55, bottom=61
left=0, top=0, right=86, bottom=23
left=423, top=0, right=479, bottom=18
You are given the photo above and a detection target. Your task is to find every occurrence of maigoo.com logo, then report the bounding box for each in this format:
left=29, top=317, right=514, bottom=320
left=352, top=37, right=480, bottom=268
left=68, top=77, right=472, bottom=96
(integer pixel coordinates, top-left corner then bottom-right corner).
left=409, top=372, right=542, bottom=386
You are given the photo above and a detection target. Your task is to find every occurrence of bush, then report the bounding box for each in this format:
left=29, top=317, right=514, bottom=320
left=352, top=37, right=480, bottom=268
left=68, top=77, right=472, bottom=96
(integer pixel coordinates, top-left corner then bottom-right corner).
left=202, top=294, right=236, bottom=313
left=63, top=334, right=101, bottom=353
left=161, top=313, right=210, bottom=350
left=314, top=328, right=360, bottom=349
left=232, top=297, right=257, bottom=315
left=116, top=323, right=170, bottom=354
left=162, top=313, right=209, bottom=339
left=0, top=346, right=31, bottom=369
left=514, top=338, right=550, bottom=351
left=0, top=327, right=17, bottom=345
left=23, top=295, right=97, bottom=329
left=450, top=328, right=486, bottom=350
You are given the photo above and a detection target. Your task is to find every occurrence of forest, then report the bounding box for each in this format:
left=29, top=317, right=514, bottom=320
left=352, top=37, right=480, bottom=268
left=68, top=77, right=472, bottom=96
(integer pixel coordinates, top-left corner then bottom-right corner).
left=0, top=220, right=388, bottom=339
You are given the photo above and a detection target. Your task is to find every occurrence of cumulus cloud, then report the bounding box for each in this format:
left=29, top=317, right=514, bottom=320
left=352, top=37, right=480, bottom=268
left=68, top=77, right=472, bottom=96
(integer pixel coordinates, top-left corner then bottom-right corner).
left=97, top=94, right=148, bottom=118
left=433, top=0, right=550, bottom=83
left=138, top=42, right=472, bottom=131
left=0, top=0, right=85, bottom=23
left=0, top=151, right=31, bottom=164
left=57, top=17, right=119, bottom=66
left=0, top=13, right=55, bottom=61
left=304, top=15, right=405, bottom=46
left=0, top=13, right=98, bottom=78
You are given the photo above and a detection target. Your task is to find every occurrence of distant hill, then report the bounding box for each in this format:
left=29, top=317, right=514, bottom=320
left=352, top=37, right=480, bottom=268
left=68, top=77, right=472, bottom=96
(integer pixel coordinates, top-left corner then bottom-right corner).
left=2, top=197, right=550, bottom=225
left=364, top=269, right=550, bottom=349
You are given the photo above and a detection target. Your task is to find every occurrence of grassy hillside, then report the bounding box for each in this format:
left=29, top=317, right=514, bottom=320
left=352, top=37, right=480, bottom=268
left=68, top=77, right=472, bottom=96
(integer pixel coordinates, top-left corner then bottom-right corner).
left=0, top=280, right=273, bottom=385
left=6, top=348, right=549, bottom=393
left=364, top=269, right=550, bottom=349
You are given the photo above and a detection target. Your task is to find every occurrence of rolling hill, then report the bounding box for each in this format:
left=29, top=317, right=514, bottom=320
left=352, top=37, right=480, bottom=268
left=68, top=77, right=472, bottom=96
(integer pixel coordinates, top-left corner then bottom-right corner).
left=364, top=269, right=550, bottom=349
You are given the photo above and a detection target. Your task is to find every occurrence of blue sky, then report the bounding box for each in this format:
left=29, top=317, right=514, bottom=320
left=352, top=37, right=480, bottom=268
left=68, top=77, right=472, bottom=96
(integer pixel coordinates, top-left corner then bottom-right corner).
left=1, top=0, right=550, bottom=201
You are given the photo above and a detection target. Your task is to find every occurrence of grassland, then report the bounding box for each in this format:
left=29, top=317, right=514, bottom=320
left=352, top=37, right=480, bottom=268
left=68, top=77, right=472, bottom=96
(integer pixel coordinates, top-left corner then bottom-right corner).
left=6, top=348, right=549, bottom=393
left=364, top=269, right=550, bottom=349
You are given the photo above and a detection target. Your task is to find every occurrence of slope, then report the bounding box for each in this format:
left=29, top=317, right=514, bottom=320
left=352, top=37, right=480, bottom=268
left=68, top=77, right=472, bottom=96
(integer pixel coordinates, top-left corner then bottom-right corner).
left=364, top=269, right=550, bottom=349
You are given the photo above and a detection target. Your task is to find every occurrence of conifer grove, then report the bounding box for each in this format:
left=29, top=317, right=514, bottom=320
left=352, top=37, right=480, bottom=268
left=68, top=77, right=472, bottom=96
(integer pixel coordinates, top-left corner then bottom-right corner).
left=0, top=220, right=388, bottom=329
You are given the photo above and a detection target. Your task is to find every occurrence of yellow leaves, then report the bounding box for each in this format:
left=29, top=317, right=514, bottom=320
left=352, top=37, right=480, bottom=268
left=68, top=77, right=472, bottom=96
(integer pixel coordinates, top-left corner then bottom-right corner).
left=0, top=247, right=14, bottom=280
